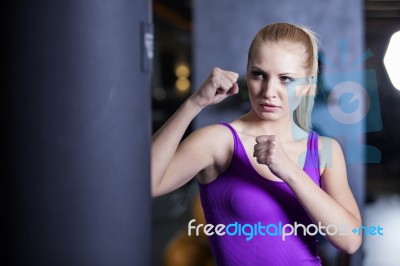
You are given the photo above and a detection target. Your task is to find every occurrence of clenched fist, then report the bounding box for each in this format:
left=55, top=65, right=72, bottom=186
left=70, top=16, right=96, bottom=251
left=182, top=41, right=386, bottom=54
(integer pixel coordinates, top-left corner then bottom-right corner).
left=190, top=68, right=239, bottom=108
left=253, top=135, right=298, bottom=182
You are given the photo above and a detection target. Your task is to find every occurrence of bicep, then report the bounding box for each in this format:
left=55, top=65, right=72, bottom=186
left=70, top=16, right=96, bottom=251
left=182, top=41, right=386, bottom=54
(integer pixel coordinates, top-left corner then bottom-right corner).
left=320, top=138, right=361, bottom=220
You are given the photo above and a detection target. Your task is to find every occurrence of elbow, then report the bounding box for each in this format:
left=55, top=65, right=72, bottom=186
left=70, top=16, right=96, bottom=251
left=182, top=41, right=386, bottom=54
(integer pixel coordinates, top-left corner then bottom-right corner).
left=341, top=218, right=363, bottom=254
left=151, top=186, right=162, bottom=198
left=151, top=176, right=163, bottom=198
left=151, top=182, right=168, bottom=198
left=152, top=191, right=162, bottom=198
left=331, top=227, right=362, bottom=254
left=343, top=244, right=361, bottom=255
left=341, top=236, right=362, bottom=255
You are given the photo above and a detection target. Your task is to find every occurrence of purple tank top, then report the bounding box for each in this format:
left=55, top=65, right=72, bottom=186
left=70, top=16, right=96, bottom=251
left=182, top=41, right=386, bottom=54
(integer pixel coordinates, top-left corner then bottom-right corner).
left=198, top=122, right=322, bottom=265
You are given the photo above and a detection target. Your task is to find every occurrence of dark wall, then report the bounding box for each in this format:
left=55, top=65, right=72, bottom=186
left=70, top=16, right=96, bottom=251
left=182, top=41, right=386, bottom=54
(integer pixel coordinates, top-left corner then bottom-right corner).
left=3, top=1, right=152, bottom=265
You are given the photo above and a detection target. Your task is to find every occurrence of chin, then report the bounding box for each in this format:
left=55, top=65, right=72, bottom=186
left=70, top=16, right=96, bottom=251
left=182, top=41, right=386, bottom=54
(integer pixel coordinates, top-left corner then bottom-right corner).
left=257, top=111, right=283, bottom=121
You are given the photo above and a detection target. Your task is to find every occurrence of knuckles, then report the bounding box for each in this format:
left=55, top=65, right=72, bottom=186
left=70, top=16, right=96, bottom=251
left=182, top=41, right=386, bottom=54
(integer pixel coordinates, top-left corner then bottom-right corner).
left=212, top=67, right=222, bottom=75
left=256, top=135, right=279, bottom=144
left=256, top=155, right=273, bottom=166
left=269, top=140, right=278, bottom=147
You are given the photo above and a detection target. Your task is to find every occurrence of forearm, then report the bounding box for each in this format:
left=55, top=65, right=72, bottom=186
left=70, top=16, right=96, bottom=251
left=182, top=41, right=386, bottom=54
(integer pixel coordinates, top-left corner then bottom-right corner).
left=286, top=169, right=362, bottom=253
left=151, top=97, right=203, bottom=193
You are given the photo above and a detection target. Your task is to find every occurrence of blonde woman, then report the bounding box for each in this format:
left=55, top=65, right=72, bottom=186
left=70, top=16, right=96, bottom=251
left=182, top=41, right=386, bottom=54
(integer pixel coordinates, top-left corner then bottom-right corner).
left=152, top=23, right=362, bottom=265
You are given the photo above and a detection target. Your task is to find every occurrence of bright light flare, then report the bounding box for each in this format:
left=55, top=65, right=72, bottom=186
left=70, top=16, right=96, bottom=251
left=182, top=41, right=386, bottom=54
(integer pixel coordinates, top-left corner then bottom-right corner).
left=383, top=31, right=400, bottom=91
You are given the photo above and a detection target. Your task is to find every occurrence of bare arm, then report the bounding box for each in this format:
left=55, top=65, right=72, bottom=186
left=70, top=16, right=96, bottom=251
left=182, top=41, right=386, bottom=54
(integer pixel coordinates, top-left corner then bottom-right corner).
left=285, top=139, right=361, bottom=254
left=254, top=136, right=362, bottom=254
left=152, top=68, right=239, bottom=197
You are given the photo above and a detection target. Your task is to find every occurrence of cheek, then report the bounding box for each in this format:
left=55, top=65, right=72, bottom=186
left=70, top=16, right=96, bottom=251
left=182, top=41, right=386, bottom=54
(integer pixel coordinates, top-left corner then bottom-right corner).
left=246, top=80, right=260, bottom=98
left=287, top=84, right=302, bottom=111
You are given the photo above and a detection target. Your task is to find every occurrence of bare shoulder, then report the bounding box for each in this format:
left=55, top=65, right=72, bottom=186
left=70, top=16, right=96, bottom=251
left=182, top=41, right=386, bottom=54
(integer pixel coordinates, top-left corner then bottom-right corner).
left=318, top=135, right=345, bottom=173
left=185, top=123, right=233, bottom=145
left=318, top=136, right=343, bottom=154
left=182, top=123, right=234, bottom=158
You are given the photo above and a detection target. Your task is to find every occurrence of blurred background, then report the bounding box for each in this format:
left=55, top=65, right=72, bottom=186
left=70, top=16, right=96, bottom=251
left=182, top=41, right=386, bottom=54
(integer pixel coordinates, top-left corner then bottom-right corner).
left=152, top=0, right=400, bottom=265
left=3, top=0, right=399, bottom=265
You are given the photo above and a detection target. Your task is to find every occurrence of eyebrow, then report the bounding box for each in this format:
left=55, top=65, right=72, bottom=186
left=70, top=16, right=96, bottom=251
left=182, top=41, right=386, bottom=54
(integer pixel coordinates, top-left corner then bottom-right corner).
left=249, top=66, right=300, bottom=77
left=278, top=72, right=297, bottom=76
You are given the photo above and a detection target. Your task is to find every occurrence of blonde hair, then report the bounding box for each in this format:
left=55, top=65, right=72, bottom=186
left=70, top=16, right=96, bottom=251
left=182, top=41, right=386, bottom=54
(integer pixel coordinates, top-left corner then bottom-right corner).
left=247, top=23, right=319, bottom=132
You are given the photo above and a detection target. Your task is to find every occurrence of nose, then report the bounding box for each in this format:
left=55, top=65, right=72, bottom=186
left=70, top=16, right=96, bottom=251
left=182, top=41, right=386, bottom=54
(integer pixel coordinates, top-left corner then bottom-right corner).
left=262, top=78, right=277, bottom=98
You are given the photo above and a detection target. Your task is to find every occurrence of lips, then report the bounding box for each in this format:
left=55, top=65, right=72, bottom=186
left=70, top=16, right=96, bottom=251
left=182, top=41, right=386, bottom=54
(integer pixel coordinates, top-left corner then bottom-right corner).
left=261, top=103, right=279, bottom=108
left=260, top=103, right=280, bottom=112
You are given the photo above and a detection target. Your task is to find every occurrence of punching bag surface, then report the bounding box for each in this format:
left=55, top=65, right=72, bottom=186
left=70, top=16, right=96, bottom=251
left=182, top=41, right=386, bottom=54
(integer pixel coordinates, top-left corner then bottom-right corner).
left=3, top=1, right=152, bottom=265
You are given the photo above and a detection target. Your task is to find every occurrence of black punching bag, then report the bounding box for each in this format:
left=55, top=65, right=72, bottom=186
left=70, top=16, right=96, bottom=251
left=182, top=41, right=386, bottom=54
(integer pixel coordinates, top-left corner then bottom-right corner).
left=3, top=0, right=152, bottom=265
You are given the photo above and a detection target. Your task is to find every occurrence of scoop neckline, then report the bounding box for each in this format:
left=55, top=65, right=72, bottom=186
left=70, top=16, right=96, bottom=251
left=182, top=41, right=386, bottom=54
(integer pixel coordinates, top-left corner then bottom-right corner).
left=226, top=123, right=311, bottom=184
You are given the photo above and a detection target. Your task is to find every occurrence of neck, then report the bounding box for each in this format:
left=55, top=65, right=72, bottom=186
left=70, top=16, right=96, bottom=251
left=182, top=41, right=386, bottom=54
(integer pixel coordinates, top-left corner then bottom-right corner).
left=242, top=110, right=308, bottom=141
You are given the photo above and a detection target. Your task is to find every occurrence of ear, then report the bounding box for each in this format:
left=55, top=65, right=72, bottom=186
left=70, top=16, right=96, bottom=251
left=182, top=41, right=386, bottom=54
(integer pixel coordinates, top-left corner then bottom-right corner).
left=302, top=76, right=316, bottom=96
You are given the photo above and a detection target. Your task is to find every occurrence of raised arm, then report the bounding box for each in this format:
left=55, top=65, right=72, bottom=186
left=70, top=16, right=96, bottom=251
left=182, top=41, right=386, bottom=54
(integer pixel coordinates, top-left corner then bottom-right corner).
left=152, top=68, right=239, bottom=197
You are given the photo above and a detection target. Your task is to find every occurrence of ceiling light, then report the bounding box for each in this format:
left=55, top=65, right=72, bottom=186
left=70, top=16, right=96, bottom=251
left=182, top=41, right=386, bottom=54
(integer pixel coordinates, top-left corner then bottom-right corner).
left=383, top=31, right=400, bottom=91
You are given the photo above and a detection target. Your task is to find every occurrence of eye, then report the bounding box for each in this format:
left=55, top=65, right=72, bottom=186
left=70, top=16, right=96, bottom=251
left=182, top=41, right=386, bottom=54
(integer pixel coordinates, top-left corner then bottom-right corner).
left=280, top=76, right=295, bottom=83
left=251, top=70, right=265, bottom=80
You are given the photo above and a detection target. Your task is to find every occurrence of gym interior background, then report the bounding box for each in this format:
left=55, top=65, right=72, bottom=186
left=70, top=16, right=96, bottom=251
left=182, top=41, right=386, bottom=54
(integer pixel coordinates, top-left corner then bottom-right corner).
left=3, top=0, right=399, bottom=265
left=152, top=0, right=400, bottom=266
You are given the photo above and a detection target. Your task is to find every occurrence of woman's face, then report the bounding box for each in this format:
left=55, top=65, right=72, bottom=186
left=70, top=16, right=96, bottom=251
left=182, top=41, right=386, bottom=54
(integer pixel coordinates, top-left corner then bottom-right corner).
left=246, top=40, right=309, bottom=122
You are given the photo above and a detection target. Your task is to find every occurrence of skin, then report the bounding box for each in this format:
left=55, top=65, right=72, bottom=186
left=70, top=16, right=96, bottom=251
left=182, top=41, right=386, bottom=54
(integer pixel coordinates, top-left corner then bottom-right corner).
left=151, top=40, right=362, bottom=254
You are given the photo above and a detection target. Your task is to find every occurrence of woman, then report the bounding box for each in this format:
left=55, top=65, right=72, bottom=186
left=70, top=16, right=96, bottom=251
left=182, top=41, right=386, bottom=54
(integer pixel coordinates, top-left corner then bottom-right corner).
left=152, top=23, right=362, bottom=265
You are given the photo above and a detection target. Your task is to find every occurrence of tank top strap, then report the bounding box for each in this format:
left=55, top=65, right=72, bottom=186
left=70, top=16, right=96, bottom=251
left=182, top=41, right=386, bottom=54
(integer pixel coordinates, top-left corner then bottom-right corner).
left=219, top=122, right=247, bottom=160
left=219, top=122, right=240, bottom=147
left=304, top=131, right=320, bottom=171
left=219, top=122, right=320, bottom=178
